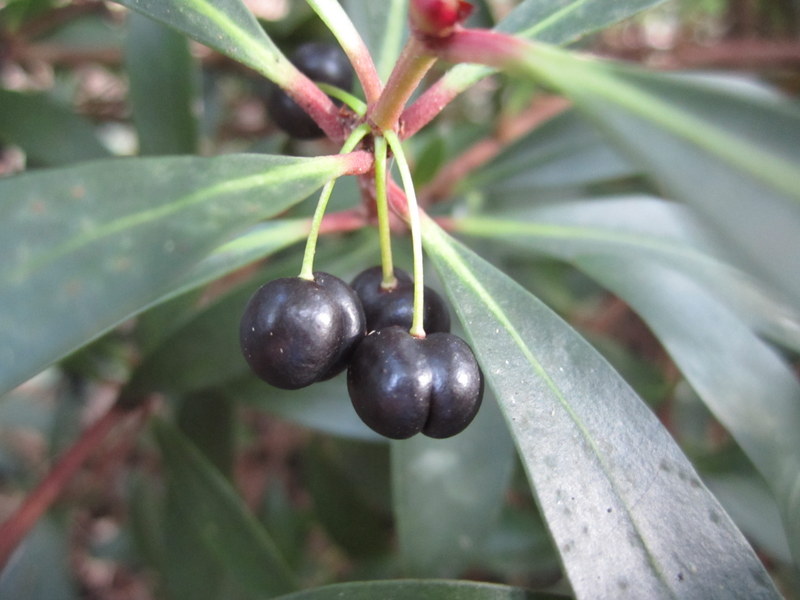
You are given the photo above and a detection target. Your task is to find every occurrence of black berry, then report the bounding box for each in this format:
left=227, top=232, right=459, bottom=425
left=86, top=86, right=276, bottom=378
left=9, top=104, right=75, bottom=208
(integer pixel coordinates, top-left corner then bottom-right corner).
left=239, top=272, right=365, bottom=389
left=347, top=326, right=483, bottom=439
left=267, top=42, right=354, bottom=139
left=351, top=266, right=451, bottom=334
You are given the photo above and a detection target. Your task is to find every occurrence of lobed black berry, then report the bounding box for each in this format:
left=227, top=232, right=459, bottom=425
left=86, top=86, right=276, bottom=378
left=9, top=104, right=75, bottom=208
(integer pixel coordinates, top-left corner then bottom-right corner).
left=351, top=266, right=450, bottom=334
left=347, top=326, right=483, bottom=439
left=239, top=272, right=365, bottom=389
left=266, top=42, right=354, bottom=139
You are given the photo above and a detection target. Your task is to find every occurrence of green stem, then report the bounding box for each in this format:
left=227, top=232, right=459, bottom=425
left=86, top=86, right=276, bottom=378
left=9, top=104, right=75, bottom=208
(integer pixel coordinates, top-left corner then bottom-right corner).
left=299, top=124, right=371, bottom=280
left=373, top=136, right=397, bottom=289
left=385, top=130, right=425, bottom=338
left=316, top=82, right=368, bottom=116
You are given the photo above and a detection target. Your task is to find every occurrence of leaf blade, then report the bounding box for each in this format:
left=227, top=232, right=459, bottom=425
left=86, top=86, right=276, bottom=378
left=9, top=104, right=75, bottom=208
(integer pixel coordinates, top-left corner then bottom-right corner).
left=422, top=217, right=779, bottom=600
left=0, top=154, right=346, bottom=395
left=113, top=0, right=293, bottom=84
left=153, top=419, right=298, bottom=596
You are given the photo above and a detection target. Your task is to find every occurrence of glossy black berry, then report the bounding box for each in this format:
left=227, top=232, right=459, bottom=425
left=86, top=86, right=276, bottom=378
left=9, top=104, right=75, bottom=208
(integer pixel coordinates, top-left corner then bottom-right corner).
left=351, top=266, right=451, bottom=334
left=239, top=272, right=365, bottom=389
left=267, top=42, right=354, bottom=139
left=347, top=326, right=483, bottom=439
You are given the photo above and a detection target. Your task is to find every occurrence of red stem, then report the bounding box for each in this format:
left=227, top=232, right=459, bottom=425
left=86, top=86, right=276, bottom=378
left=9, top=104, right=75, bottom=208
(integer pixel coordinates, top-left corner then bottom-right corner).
left=400, top=28, right=528, bottom=138
left=369, top=36, right=438, bottom=132
left=0, top=403, right=143, bottom=571
left=399, top=76, right=461, bottom=139
left=343, top=41, right=383, bottom=105
left=341, top=150, right=374, bottom=176
left=288, top=72, right=349, bottom=142
left=318, top=208, right=368, bottom=234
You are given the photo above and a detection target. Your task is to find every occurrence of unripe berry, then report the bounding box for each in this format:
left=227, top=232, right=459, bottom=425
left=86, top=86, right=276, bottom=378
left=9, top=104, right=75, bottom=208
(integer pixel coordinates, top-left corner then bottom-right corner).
left=409, top=0, right=473, bottom=38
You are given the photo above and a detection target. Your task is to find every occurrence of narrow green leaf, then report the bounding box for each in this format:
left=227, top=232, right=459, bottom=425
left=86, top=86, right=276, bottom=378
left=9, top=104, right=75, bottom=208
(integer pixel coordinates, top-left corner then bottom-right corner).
left=463, top=109, right=637, bottom=196
left=497, top=0, right=670, bottom=43
left=0, top=89, right=109, bottom=166
left=453, top=197, right=800, bottom=351
left=305, top=438, right=393, bottom=557
left=161, top=219, right=311, bottom=305
left=153, top=419, right=298, bottom=596
left=273, top=579, right=563, bottom=600
left=229, top=375, right=381, bottom=441
left=422, top=218, right=780, bottom=599
left=125, top=12, right=199, bottom=155
left=113, top=0, right=294, bottom=85
left=438, top=0, right=669, bottom=107
left=705, top=472, right=793, bottom=565
left=0, top=153, right=347, bottom=395
left=522, top=48, right=800, bottom=308
left=572, top=256, right=800, bottom=567
left=392, top=392, right=515, bottom=577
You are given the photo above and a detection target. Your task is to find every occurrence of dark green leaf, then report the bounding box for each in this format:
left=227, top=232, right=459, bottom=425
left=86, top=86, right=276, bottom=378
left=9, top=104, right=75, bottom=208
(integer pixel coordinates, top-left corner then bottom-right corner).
left=125, top=12, right=199, bottom=155
left=572, top=255, right=800, bottom=567
left=273, top=579, right=563, bottom=600
left=305, top=438, right=393, bottom=557
left=229, top=375, right=381, bottom=441
left=176, top=389, right=235, bottom=477
left=0, top=89, right=109, bottom=166
left=523, top=50, right=800, bottom=308
left=0, top=153, right=347, bottom=395
left=422, top=218, right=780, bottom=599
left=497, top=0, right=670, bottom=43
left=454, top=197, right=800, bottom=352
left=153, top=418, right=298, bottom=596
left=463, top=110, right=637, bottom=197
left=440, top=0, right=670, bottom=107
left=392, top=392, right=515, bottom=577
left=113, top=0, right=294, bottom=85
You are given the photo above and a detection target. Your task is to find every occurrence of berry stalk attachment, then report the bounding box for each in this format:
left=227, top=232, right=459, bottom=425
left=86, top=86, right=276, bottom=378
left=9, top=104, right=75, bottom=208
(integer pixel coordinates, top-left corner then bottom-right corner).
left=299, top=123, right=371, bottom=282
left=385, top=130, right=426, bottom=339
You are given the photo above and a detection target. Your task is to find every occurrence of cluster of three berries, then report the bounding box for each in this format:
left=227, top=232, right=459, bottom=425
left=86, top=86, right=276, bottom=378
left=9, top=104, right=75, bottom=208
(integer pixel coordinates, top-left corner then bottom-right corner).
left=239, top=268, right=483, bottom=439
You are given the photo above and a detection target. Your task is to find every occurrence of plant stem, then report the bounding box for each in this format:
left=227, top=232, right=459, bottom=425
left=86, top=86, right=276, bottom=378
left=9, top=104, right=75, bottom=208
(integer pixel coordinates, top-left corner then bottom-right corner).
left=373, top=136, right=397, bottom=289
left=369, top=36, right=438, bottom=132
left=385, top=131, right=426, bottom=338
left=299, top=124, right=371, bottom=280
left=0, top=402, right=143, bottom=571
left=316, top=83, right=368, bottom=116
left=304, top=0, right=383, bottom=104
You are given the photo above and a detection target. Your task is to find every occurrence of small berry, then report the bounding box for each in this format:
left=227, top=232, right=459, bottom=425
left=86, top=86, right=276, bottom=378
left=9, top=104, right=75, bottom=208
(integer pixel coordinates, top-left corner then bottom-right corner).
left=409, top=0, right=473, bottom=38
left=239, top=272, right=365, bottom=389
left=347, top=326, right=483, bottom=439
left=351, top=266, right=450, bottom=334
left=267, top=42, right=354, bottom=139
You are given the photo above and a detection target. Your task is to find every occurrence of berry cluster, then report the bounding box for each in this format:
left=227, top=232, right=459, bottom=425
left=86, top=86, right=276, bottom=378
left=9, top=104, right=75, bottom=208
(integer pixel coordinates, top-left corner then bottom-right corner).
left=239, top=267, right=483, bottom=440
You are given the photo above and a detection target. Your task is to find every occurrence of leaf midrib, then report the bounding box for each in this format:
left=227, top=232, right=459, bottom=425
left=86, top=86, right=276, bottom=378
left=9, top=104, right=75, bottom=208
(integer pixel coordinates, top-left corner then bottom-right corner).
left=3, top=159, right=335, bottom=284
left=423, top=217, right=676, bottom=596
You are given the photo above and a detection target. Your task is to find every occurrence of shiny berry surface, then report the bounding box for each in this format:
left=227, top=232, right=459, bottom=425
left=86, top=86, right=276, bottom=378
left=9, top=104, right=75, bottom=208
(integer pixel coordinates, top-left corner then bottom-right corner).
left=239, top=272, right=365, bottom=389
left=347, top=326, right=483, bottom=439
left=350, top=266, right=450, bottom=334
left=267, top=42, right=354, bottom=139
